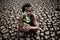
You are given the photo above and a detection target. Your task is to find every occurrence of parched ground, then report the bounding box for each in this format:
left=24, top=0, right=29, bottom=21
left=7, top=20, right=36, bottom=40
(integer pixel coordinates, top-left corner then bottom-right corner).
left=0, top=0, right=60, bottom=40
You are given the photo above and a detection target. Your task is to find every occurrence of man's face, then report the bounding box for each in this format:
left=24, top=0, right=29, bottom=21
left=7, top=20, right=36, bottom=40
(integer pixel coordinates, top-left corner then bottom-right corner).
left=25, top=7, right=33, bottom=14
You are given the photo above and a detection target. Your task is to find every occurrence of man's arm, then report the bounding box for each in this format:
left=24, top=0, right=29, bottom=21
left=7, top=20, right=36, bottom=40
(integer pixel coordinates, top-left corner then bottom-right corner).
left=29, top=14, right=44, bottom=31
left=29, top=14, right=40, bottom=30
left=19, top=14, right=31, bottom=32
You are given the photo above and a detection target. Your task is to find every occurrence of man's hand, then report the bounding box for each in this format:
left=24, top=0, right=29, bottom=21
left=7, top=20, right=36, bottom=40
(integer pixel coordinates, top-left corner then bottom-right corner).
left=23, top=23, right=31, bottom=32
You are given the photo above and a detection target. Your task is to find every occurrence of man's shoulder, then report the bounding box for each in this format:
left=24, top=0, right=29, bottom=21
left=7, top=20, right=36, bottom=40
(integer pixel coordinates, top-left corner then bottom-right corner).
left=31, top=13, right=38, bottom=17
left=20, top=13, right=24, bottom=16
left=19, top=13, right=24, bottom=20
left=20, top=13, right=24, bottom=17
left=31, top=13, right=39, bottom=20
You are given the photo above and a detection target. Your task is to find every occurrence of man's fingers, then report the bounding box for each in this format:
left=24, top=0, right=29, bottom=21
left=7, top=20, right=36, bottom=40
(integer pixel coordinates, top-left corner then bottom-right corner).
left=23, top=26, right=30, bottom=32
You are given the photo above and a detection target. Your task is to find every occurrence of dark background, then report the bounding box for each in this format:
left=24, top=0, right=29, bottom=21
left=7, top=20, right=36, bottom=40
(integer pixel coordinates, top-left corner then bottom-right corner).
left=0, top=0, right=60, bottom=40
